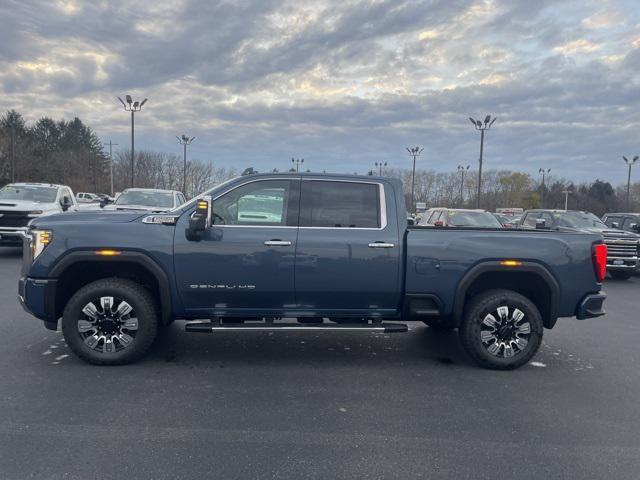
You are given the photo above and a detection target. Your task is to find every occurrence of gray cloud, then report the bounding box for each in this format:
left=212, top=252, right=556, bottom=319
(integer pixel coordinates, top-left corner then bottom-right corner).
left=0, top=0, right=639, bottom=183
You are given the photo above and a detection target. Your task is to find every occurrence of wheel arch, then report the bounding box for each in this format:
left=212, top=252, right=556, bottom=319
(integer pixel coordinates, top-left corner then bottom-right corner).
left=453, top=261, right=560, bottom=329
left=51, top=251, right=172, bottom=325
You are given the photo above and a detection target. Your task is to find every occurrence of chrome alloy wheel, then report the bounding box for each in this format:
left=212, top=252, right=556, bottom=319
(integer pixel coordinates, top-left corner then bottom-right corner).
left=480, top=305, right=531, bottom=358
left=77, top=297, right=139, bottom=353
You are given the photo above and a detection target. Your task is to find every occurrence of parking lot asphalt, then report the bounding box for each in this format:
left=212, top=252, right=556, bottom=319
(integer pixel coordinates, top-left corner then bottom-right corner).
left=0, top=246, right=639, bottom=479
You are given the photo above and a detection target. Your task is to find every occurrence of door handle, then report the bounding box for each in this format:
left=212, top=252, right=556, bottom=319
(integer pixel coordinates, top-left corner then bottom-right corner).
left=264, top=240, right=292, bottom=247
left=368, top=242, right=395, bottom=248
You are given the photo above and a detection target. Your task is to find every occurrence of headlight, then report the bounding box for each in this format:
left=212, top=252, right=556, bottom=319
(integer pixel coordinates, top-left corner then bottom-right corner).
left=31, top=229, right=53, bottom=261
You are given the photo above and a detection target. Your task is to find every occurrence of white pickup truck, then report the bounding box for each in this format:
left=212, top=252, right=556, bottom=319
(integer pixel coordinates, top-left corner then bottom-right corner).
left=0, top=183, right=78, bottom=246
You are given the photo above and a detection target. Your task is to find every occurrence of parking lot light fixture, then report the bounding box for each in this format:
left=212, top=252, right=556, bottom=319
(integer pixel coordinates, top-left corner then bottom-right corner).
left=539, top=168, right=551, bottom=207
left=177, top=135, right=196, bottom=196
left=468, top=115, right=496, bottom=208
left=457, top=165, right=470, bottom=205
left=375, top=161, right=388, bottom=175
left=406, top=146, right=424, bottom=213
left=623, top=156, right=639, bottom=209
left=118, top=95, right=148, bottom=187
left=292, top=157, right=304, bottom=172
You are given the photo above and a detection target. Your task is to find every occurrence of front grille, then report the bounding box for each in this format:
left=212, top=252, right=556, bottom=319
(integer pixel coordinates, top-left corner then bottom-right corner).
left=0, top=211, right=31, bottom=228
left=603, top=235, right=639, bottom=259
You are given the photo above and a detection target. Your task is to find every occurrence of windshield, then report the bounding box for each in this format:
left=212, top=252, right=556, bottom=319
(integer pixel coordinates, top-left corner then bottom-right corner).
left=115, top=191, right=173, bottom=208
left=448, top=211, right=503, bottom=228
left=0, top=185, right=58, bottom=203
left=554, top=211, right=607, bottom=229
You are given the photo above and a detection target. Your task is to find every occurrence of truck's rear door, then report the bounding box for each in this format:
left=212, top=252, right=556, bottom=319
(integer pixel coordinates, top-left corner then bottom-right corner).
left=294, top=179, right=401, bottom=316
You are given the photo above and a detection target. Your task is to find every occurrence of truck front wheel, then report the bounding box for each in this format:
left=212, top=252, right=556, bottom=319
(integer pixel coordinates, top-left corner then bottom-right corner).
left=62, top=278, right=159, bottom=365
left=459, top=289, right=543, bottom=370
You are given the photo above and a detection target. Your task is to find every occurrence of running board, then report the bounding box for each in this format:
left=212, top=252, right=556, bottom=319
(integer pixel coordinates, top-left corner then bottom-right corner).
left=185, top=321, right=408, bottom=333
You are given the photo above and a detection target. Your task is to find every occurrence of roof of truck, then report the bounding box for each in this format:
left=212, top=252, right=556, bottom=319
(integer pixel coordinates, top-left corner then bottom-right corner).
left=4, top=182, right=65, bottom=188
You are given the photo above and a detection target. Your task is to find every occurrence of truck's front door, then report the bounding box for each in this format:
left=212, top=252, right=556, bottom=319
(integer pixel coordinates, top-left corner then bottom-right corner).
left=174, top=178, right=299, bottom=317
left=294, top=179, right=401, bottom=316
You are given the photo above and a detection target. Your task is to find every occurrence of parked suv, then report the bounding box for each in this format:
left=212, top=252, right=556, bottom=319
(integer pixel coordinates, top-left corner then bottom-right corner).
left=420, top=208, right=503, bottom=228
left=0, top=183, right=77, bottom=246
left=602, top=213, right=640, bottom=234
left=520, top=209, right=640, bottom=280
left=102, top=188, right=185, bottom=212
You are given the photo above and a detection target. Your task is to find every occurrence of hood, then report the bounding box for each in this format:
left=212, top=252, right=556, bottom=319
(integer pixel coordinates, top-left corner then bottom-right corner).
left=0, top=200, right=58, bottom=212
left=29, top=210, right=147, bottom=228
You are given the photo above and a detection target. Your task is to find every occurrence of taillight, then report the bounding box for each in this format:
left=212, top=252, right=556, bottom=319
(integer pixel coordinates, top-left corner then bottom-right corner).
left=592, top=243, right=607, bottom=283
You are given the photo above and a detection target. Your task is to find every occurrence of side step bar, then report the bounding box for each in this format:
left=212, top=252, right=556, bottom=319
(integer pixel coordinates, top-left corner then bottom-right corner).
left=185, top=321, right=408, bottom=333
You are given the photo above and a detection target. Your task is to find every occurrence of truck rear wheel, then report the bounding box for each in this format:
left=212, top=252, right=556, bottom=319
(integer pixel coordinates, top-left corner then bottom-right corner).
left=62, top=278, right=159, bottom=365
left=459, top=289, right=543, bottom=370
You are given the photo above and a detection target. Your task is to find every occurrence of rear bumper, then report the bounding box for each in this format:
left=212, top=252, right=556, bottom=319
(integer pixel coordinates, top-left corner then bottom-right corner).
left=576, top=292, right=606, bottom=320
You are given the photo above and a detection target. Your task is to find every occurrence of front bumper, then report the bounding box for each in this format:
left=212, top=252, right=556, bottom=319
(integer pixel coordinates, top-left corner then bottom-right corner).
left=606, top=257, right=638, bottom=270
left=18, top=276, right=59, bottom=330
left=0, top=227, right=28, bottom=245
left=576, top=292, right=606, bottom=320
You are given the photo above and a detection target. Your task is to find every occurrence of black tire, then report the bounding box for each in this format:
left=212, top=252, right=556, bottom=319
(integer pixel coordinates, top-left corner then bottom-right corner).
left=459, top=289, right=543, bottom=370
left=422, top=319, right=455, bottom=331
left=62, top=278, right=159, bottom=365
left=609, top=270, right=633, bottom=281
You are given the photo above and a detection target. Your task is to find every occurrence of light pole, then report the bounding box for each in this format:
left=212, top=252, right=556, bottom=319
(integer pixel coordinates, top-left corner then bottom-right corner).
left=457, top=164, right=470, bottom=205
left=104, top=140, right=118, bottom=196
left=177, top=134, right=195, bottom=196
left=291, top=157, right=304, bottom=172
left=562, top=189, right=572, bottom=211
left=375, top=161, right=387, bottom=175
left=623, top=156, right=639, bottom=209
left=118, top=95, right=147, bottom=187
left=538, top=168, right=551, bottom=208
left=406, top=146, right=424, bottom=213
left=468, top=115, right=496, bottom=208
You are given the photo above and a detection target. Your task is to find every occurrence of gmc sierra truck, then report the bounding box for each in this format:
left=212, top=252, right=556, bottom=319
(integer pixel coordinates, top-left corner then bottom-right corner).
left=15, top=173, right=607, bottom=369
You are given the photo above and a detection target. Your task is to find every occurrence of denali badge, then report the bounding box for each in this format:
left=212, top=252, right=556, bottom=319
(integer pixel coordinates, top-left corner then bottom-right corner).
left=190, top=284, right=256, bottom=290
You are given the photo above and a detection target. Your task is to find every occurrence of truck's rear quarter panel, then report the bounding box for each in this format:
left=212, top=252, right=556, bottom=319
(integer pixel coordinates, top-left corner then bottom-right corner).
left=405, top=228, right=603, bottom=318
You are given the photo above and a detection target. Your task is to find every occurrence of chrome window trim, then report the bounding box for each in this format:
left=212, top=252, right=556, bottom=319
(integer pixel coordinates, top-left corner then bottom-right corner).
left=203, top=177, right=388, bottom=230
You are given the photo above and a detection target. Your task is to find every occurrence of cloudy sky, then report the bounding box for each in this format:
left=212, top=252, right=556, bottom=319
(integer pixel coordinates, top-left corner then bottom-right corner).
left=1, top=0, right=639, bottom=183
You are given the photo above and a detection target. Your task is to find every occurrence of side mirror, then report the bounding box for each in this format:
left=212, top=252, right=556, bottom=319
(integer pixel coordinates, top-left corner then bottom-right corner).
left=186, top=196, right=212, bottom=241
left=99, top=198, right=107, bottom=208
left=611, top=221, right=620, bottom=229
left=61, top=196, right=72, bottom=212
left=630, top=223, right=639, bottom=232
left=535, top=218, right=546, bottom=229
left=407, top=218, right=415, bottom=226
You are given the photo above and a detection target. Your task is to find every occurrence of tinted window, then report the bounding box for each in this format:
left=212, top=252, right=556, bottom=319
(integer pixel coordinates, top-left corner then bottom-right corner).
left=301, top=181, right=380, bottom=228
left=212, top=180, right=292, bottom=226
left=116, top=191, right=174, bottom=208
left=554, top=211, right=606, bottom=228
left=0, top=185, right=58, bottom=203
left=447, top=211, right=502, bottom=228
left=604, top=216, right=621, bottom=227
left=622, top=217, right=638, bottom=231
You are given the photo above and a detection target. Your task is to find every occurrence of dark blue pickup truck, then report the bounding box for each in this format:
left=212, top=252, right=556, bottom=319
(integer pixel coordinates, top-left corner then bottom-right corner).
left=15, top=173, right=607, bottom=369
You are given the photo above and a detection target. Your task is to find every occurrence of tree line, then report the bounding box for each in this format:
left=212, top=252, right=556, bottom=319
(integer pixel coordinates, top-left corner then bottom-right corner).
left=1, top=109, right=638, bottom=214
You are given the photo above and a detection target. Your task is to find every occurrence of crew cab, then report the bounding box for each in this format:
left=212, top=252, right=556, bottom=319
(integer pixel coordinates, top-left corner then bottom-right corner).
left=17, top=173, right=607, bottom=369
left=520, top=209, right=640, bottom=280
left=602, top=213, right=640, bottom=234
left=0, top=183, right=77, bottom=247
